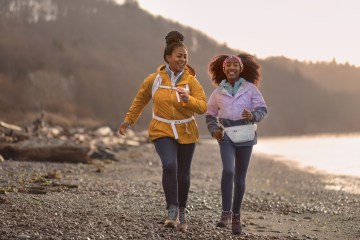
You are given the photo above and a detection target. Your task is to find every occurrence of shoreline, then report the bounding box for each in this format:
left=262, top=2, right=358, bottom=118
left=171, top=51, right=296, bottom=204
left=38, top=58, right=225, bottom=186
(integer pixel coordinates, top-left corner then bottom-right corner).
left=204, top=133, right=360, bottom=182
left=251, top=134, right=360, bottom=179
left=253, top=152, right=360, bottom=195
left=1, top=141, right=359, bottom=239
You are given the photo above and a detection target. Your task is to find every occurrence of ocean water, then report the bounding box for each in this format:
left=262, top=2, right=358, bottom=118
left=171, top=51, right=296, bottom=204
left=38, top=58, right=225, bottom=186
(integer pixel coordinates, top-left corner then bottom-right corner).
left=201, top=133, right=360, bottom=194
left=253, top=133, right=360, bottom=178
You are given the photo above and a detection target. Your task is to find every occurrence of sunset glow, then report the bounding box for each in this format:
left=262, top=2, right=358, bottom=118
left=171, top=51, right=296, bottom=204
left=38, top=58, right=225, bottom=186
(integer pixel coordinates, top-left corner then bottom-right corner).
left=118, top=0, right=360, bottom=67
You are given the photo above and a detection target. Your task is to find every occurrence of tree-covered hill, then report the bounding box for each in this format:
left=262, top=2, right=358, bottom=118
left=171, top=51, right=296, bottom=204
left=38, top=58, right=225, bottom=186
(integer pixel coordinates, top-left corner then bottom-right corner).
left=1, top=0, right=359, bottom=136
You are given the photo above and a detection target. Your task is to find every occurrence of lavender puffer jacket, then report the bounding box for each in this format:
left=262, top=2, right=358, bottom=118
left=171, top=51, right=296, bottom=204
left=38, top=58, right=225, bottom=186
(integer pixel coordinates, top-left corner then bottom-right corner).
left=206, top=80, right=267, bottom=145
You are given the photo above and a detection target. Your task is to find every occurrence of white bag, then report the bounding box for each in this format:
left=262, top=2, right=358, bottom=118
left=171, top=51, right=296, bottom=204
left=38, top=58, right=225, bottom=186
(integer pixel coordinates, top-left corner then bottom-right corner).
left=224, top=124, right=257, bottom=143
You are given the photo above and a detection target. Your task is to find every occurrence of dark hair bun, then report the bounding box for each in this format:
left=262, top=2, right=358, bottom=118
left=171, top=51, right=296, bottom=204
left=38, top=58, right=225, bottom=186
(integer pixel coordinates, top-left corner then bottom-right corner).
left=165, top=31, right=184, bottom=45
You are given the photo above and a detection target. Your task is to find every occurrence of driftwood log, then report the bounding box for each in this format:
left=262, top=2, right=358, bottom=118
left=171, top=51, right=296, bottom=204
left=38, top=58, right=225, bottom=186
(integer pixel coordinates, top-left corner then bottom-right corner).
left=0, top=143, right=90, bottom=163
left=0, top=118, right=150, bottom=163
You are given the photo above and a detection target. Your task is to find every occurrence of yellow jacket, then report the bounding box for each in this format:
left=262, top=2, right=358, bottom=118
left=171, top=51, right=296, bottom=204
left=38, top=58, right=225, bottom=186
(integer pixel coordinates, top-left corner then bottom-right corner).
left=124, top=64, right=207, bottom=143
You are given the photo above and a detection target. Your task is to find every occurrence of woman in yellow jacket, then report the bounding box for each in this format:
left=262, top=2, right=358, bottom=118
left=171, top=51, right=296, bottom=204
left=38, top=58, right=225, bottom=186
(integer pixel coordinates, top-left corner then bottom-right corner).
left=118, top=31, right=207, bottom=231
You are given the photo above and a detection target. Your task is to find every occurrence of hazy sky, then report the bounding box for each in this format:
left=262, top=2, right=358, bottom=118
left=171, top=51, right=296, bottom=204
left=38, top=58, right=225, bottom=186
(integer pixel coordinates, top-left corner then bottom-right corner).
left=118, top=0, right=360, bottom=67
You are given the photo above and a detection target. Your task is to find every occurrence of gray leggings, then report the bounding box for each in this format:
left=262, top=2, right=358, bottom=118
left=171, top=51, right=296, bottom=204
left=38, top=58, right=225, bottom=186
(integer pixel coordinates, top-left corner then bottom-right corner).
left=153, top=137, right=195, bottom=209
left=219, top=140, right=253, bottom=214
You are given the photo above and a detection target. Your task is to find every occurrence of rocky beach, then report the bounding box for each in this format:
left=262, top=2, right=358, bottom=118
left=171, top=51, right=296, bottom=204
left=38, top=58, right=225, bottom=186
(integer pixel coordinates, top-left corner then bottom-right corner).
left=1, top=123, right=360, bottom=240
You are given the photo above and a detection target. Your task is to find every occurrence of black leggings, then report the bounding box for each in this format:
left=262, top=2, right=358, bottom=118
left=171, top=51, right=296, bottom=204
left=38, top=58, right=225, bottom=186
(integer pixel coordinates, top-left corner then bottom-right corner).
left=219, top=141, right=253, bottom=214
left=153, top=137, right=195, bottom=208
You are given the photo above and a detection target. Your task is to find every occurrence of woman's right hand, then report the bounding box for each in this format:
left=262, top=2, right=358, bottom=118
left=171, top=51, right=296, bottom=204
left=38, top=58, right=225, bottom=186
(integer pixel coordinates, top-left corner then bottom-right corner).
left=212, top=129, right=224, bottom=141
left=118, top=122, right=131, bottom=136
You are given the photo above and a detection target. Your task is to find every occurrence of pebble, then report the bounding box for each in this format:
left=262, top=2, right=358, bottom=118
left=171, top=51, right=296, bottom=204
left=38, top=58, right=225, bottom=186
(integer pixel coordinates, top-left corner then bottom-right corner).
left=17, top=235, right=31, bottom=239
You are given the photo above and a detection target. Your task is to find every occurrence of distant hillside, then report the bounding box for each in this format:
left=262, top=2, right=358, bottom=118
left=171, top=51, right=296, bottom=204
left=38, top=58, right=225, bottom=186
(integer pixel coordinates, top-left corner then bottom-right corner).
left=1, top=0, right=360, bottom=136
left=258, top=59, right=360, bottom=135
left=264, top=56, right=360, bottom=93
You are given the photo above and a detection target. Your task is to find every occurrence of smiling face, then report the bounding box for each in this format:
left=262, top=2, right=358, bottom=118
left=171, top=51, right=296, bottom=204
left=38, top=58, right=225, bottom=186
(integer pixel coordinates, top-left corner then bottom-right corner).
left=223, top=58, right=241, bottom=83
left=165, top=46, right=188, bottom=75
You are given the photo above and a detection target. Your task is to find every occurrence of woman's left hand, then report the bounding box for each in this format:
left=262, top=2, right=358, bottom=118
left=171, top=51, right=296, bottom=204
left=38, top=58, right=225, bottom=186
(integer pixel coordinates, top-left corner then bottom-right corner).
left=242, top=109, right=253, bottom=121
left=177, top=87, right=189, bottom=103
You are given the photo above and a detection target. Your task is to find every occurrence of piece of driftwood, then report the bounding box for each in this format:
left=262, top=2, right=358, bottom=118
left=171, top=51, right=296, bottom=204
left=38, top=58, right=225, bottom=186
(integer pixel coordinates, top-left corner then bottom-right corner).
left=0, top=121, right=22, bottom=132
left=0, top=143, right=90, bottom=163
left=0, top=123, right=30, bottom=142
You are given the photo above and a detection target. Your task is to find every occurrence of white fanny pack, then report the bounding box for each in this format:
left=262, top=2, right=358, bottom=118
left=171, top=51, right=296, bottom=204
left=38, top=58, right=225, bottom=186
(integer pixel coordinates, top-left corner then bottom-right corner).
left=224, top=124, right=257, bottom=143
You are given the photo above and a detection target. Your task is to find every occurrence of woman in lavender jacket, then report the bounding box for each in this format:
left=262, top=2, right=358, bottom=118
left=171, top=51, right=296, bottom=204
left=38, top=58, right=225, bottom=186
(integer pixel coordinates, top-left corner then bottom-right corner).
left=206, top=54, right=267, bottom=235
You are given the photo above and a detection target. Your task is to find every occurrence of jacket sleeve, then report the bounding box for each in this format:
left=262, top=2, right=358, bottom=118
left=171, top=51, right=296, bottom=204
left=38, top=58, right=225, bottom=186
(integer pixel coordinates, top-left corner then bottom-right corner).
left=205, top=89, right=221, bottom=135
left=123, top=75, right=154, bottom=124
left=182, top=77, right=207, bottom=115
left=251, top=86, right=268, bottom=123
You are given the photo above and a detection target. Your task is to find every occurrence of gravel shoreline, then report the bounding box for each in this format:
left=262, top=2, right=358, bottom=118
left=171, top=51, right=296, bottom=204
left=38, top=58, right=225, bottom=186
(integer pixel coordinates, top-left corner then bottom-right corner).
left=1, top=140, right=359, bottom=240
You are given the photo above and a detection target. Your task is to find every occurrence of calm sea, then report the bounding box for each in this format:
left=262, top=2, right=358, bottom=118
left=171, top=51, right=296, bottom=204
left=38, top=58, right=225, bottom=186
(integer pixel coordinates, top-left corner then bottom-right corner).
left=254, top=133, right=360, bottom=178
left=201, top=133, right=360, bottom=194
left=201, top=133, right=360, bottom=178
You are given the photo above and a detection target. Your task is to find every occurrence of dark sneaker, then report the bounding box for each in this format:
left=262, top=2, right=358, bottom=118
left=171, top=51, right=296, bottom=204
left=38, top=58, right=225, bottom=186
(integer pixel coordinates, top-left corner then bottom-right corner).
left=216, top=210, right=232, bottom=228
left=177, top=207, right=187, bottom=232
left=232, top=213, right=242, bottom=235
left=164, top=206, right=178, bottom=228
